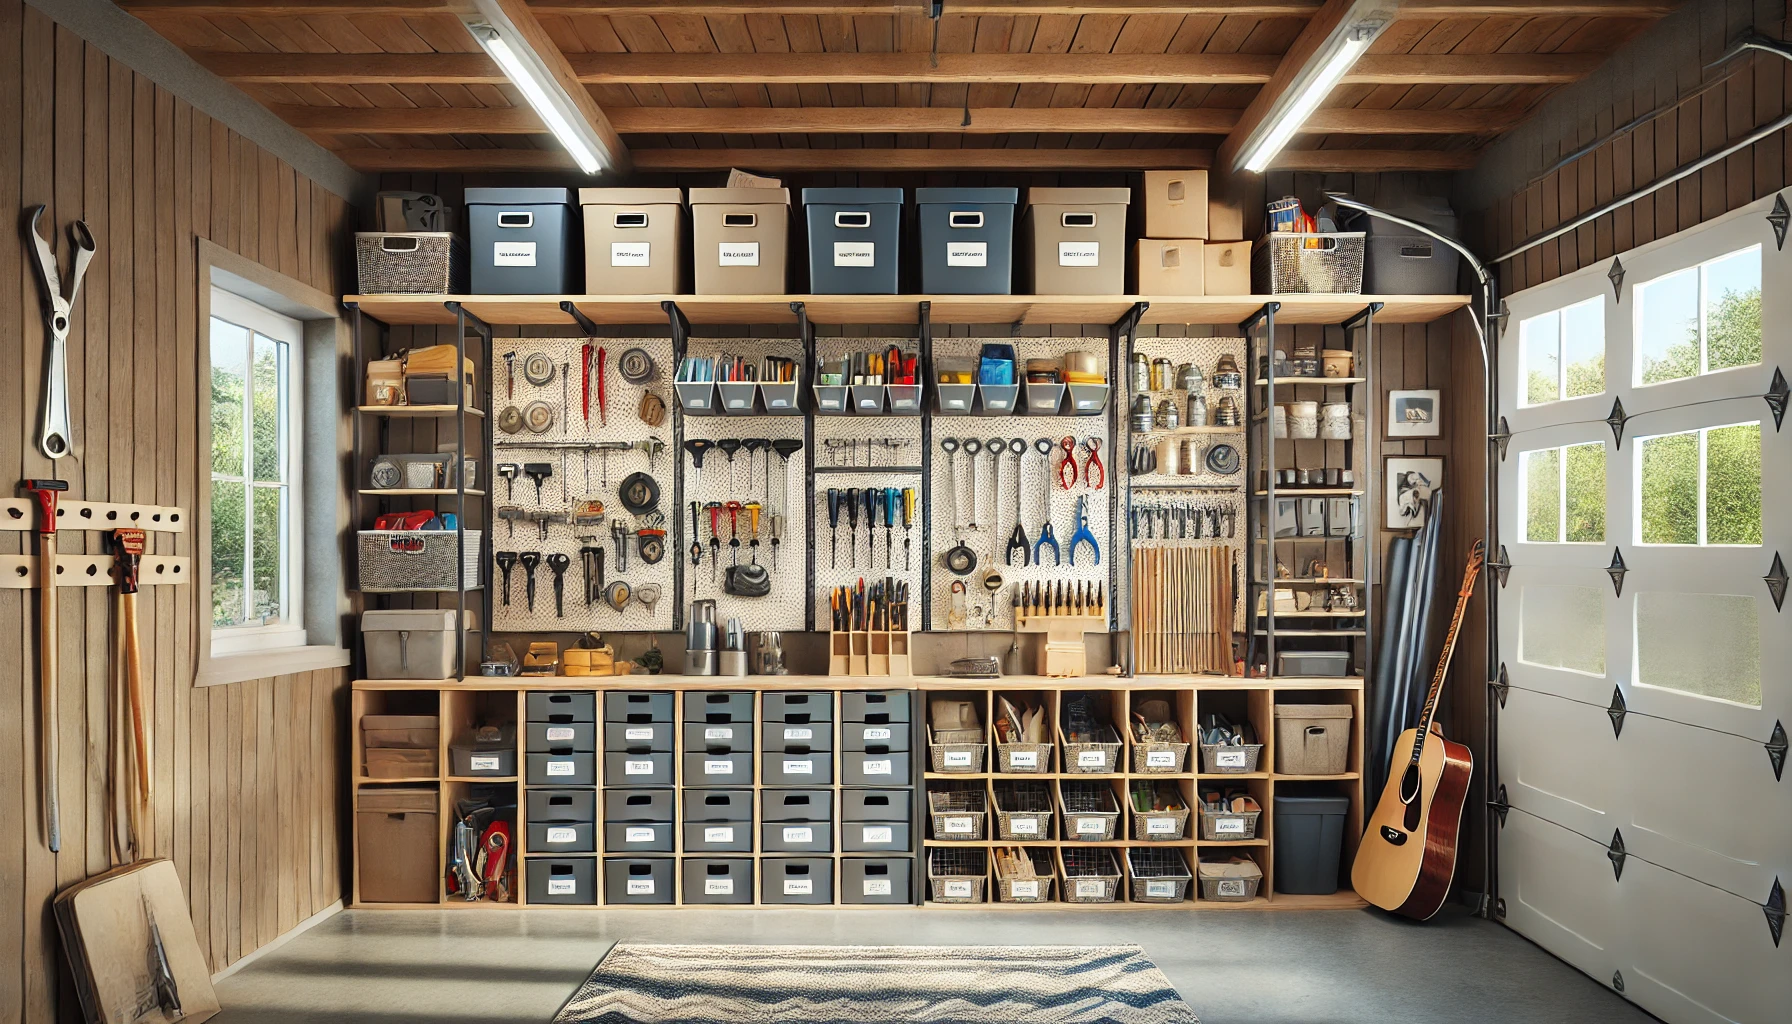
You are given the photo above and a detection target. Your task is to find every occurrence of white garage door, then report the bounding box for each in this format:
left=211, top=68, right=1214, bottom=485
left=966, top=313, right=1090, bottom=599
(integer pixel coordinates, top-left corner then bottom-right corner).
left=1495, top=192, right=1790, bottom=1024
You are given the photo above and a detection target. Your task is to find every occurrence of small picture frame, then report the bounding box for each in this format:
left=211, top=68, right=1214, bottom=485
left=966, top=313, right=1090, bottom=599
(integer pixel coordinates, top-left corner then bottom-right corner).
left=1385, top=456, right=1443, bottom=530
left=1387, top=389, right=1442, bottom=438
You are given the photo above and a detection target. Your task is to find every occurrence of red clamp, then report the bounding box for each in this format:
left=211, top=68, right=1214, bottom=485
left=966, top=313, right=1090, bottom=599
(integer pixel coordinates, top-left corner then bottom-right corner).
left=1084, top=438, right=1105, bottom=490
left=1057, top=436, right=1078, bottom=489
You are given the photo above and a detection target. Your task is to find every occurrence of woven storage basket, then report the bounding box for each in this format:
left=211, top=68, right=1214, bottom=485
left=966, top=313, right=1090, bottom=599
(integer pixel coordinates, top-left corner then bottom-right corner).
left=355, top=232, right=467, bottom=294
left=1199, top=743, right=1263, bottom=774
left=1060, top=725, right=1122, bottom=774
left=928, top=783, right=988, bottom=841
left=1127, top=847, right=1193, bottom=903
left=1129, top=803, right=1190, bottom=842
left=1058, top=780, right=1120, bottom=842
left=928, top=726, right=988, bottom=774
left=1251, top=232, right=1365, bottom=295
left=1058, top=847, right=1121, bottom=904
left=357, top=530, right=482, bottom=592
left=928, top=846, right=988, bottom=903
left=1130, top=740, right=1190, bottom=774
left=1199, top=806, right=1261, bottom=841
left=993, top=780, right=1055, bottom=841
left=995, top=740, right=1053, bottom=774
left=1197, top=859, right=1263, bottom=902
left=994, top=846, right=1056, bottom=903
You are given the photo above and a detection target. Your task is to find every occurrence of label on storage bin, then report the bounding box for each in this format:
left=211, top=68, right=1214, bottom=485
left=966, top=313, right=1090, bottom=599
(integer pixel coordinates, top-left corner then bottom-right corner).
left=783, top=726, right=814, bottom=742
left=627, top=879, right=656, bottom=895
left=1011, top=880, right=1039, bottom=898
left=946, top=242, right=988, bottom=267
left=547, top=878, right=577, bottom=895
left=610, top=241, right=650, bottom=267
left=943, top=880, right=974, bottom=899
left=1146, top=881, right=1177, bottom=898
left=1213, top=817, right=1246, bottom=835
left=493, top=241, right=537, bottom=267
left=1007, top=750, right=1038, bottom=769
left=625, top=827, right=656, bottom=844
left=469, top=755, right=502, bottom=772
left=625, top=727, right=654, bottom=741
left=1146, top=750, right=1178, bottom=768
left=1145, top=816, right=1179, bottom=835
left=862, top=759, right=893, bottom=776
left=861, top=826, right=893, bottom=845
left=1010, top=818, right=1038, bottom=836
left=783, top=759, right=813, bottom=775
left=1058, top=241, right=1100, bottom=267
left=1075, top=817, right=1104, bottom=835
left=625, top=759, right=654, bottom=775
left=862, top=727, right=892, bottom=742
left=545, top=826, right=578, bottom=845
left=943, top=751, right=974, bottom=768
left=546, top=760, right=576, bottom=776
left=1215, top=749, right=1248, bottom=768
left=941, top=816, right=975, bottom=835
left=1074, top=880, right=1104, bottom=898
left=705, top=727, right=734, bottom=741
left=782, top=826, right=814, bottom=844
left=784, top=878, right=814, bottom=895
left=705, top=878, right=735, bottom=895
left=1216, top=879, right=1247, bottom=898
left=719, top=242, right=760, bottom=266
left=704, top=759, right=735, bottom=776
left=704, top=826, right=736, bottom=844
left=833, top=241, right=876, bottom=267
left=863, top=879, right=892, bottom=896
left=546, top=726, right=575, bottom=742
left=1077, top=750, right=1108, bottom=768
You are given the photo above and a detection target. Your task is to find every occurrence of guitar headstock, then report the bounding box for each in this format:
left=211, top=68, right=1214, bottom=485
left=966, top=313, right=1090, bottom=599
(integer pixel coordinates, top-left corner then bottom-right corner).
left=1460, top=540, right=1485, bottom=595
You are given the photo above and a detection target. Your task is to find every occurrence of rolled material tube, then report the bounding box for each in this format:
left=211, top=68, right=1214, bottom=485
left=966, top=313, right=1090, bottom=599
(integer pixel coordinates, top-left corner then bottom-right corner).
left=1369, top=535, right=1413, bottom=798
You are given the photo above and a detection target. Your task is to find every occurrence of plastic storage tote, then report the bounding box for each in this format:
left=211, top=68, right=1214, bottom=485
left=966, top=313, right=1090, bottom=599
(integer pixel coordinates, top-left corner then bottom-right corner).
left=802, top=187, right=903, bottom=294
left=465, top=187, right=577, bottom=294
left=579, top=187, right=684, bottom=294
left=1020, top=187, right=1131, bottom=295
left=1272, top=794, right=1349, bottom=894
left=1345, top=196, right=1462, bottom=294
left=689, top=187, right=790, bottom=294
left=916, top=187, right=1018, bottom=294
left=1273, top=704, right=1353, bottom=775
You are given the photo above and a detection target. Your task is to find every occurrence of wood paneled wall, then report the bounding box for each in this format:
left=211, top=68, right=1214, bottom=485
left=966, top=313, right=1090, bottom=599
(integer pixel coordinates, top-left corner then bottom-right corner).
left=1, top=3, right=355, bottom=1019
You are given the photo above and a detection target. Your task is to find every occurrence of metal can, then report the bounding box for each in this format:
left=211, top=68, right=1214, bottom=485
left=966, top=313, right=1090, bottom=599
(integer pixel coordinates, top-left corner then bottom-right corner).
left=1155, top=397, right=1180, bottom=430
left=1150, top=357, right=1173, bottom=392
left=1130, top=393, right=1154, bottom=433
left=1187, top=390, right=1208, bottom=427
left=1175, top=362, right=1201, bottom=391
left=1130, top=352, right=1151, bottom=394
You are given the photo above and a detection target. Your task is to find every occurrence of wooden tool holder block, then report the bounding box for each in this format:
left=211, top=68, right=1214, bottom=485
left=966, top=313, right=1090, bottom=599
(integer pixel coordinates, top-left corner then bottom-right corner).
left=829, top=629, right=911, bottom=676
left=1014, top=614, right=1104, bottom=678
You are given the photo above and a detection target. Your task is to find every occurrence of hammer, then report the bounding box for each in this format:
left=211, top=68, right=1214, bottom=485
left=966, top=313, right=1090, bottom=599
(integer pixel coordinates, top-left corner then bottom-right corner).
left=496, top=462, right=519, bottom=500
left=22, top=478, right=66, bottom=851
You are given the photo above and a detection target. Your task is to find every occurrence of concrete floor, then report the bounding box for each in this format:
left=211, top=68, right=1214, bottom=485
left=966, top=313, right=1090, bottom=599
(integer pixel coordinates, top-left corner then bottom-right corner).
left=211, top=906, right=1658, bottom=1024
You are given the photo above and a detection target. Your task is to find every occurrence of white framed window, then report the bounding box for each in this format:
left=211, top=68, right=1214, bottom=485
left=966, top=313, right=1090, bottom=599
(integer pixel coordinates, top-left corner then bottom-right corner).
left=209, top=287, right=306, bottom=655
left=1518, top=441, right=1606, bottom=544
left=1518, top=296, right=1604, bottom=407
left=1634, top=420, right=1762, bottom=547
left=1633, top=244, right=1761, bottom=387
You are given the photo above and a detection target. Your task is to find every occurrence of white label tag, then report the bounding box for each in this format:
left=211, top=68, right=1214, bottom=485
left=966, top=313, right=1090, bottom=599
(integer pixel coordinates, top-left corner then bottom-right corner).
left=1146, top=750, right=1178, bottom=768
left=942, top=815, right=975, bottom=835
left=1011, top=880, right=1039, bottom=898
left=1075, top=818, right=1105, bottom=835
left=546, top=760, right=575, bottom=776
left=862, top=759, right=892, bottom=776
left=863, top=879, right=892, bottom=896
left=705, top=878, right=734, bottom=895
left=545, top=826, right=577, bottom=844
left=624, top=727, right=654, bottom=741
left=718, top=242, right=759, bottom=266
left=1010, top=818, right=1038, bottom=836
left=705, top=759, right=735, bottom=776
left=783, top=727, right=814, bottom=742
left=1058, top=241, right=1099, bottom=267
left=469, top=755, right=501, bottom=772
left=546, top=726, right=575, bottom=742
left=1077, top=750, right=1108, bottom=768
left=493, top=241, right=536, bottom=267
left=1216, top=879, right=1247, bottom=897
left=946, top=241, right=987, bottom=267
left=610, top=241, right=650, bottom=267
left=1214, top=817, right=1246, bottom=834
left=703, top=826, right=735, bottom=844
left=782, top=759, right=813, bottom=775
left=1216, top=749, right=1247, bottom=768
left=862, top=727, right=892, bottom=742
left=1075, top=880, right=1104, bottom=898
left=861, top=826, right=893, bottom=844
left=1008, top=750, right=1038, bottom=769
left=1146, top=817, right=1179, bottom=835
left=943, top=880, right=973, bottom=899
left=626, top=879, right=655, bottom=895
left=547, top=878, right=576, bottom=895
left=943, top=751, right=974, bottom=768
left=1145, top=881, right=1177, bottom=898
left=783, top=879, right=814, bottom=895
left=704, top=726, right=733, bottom=741
left=624, top=826, right=656, bottom=843
left=833, top=241, right=876, bottom=267
left=624, top=759, right=653, bottom=775
left=782, top=826, right=813, bottom=843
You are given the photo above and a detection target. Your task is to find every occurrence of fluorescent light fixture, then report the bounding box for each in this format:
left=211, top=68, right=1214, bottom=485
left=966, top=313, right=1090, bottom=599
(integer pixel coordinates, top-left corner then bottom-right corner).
left=463, top=1, right=612, bottom=175
left=1236, top=2, right=1393, bottom=174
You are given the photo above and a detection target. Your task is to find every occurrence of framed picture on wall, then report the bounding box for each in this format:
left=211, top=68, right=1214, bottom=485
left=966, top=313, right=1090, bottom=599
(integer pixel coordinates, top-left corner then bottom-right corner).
left=1387, top=389, right=1442, bottom=438
left=1385, top=456, right=1443, bottom=530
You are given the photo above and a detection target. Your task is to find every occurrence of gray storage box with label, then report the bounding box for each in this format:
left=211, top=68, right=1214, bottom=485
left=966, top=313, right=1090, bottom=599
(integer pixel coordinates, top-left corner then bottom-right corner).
left=801, top=188, right=904, bottom=294
left=842, top=789, right=911, bottom=821
left=449, top=723, right=516, bottom=777
left=684, top=790, right=753, bottom=852
left=841, top=750, right=909, bottom=786
left=605, top=721, right=673, bottom=752
left=762, top=819, right=833, bottom=853
left=842, top=857, right=911, bottom=904
left=683, top=858, right=752, bottom=905
left=604, top=857, right=674, bottom=905
left=528, top=819, right=595, bottom=853
left=1272, top=794, right=1350, bottom=895
left=604, top=691, right=674, bottom=722
left=527, top=790, right=596, bottom=854
left=685, top=691, right=754, bottom=723
left=762, top=750, right=833, bottom=786
left=466, top=187, right=576, bottom=294
left=842, top=722, right=910, bottom=751
left=606, top=751, right=673, bottom=787
left=528, top=691, right=596, bottom=723
left=684, top=721, right=752, bottom=752
left=1020, top=187, right=1131, bottom=294
left=763, top=857, right=833, bottom=905
left=527, top=751, right=594, bottom=786
left=606, top=788, right=674, bottom=850
left=605, top=819, right=674, bottom=853
left=761, top=721, right=833, bottom=752
left=684, top=750, right=752, bottom=786
left=1276, top=651, right=1351, bottom=677
left=763, top=691, right=833, bottom=723
left=842, top=819, right=910, bottom=853
left=842, top=690, right=909, bottom=722
left=527, top=857, right=596, bottom=905
left=579, top=187, right=684, bottom=294
left=527, top=722, right=594, bottom=752
left=916, top=188, right=1018, bottom=294
left=1346, top=197, right=1461, bottom=295
left=762, top=789, right=832, bottom=821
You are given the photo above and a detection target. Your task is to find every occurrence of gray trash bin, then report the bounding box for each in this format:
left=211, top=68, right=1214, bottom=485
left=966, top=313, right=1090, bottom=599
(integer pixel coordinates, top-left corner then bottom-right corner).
left=802, top=188, right=904, bottom=294
left=465, top=187, right=577, bottom=294
left=1272, top=794, right=1350, bottom=895
left=916, top=188, right=1018, bottom=294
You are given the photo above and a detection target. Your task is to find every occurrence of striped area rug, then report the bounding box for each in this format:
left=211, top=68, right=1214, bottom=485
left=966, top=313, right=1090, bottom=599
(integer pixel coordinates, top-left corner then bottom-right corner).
left=553, top=943, right=1199, bottom=1023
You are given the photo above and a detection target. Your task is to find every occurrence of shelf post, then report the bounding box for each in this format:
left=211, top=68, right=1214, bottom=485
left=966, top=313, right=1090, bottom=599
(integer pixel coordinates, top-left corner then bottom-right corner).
left=793, top=301, right=817, bottom=631
left=1108, top=301, right=1147, bottom=675
left=1239, top=301, right=1279, bottom=677
left=664, top=300, right=689, bottom=631
left=917, top=301, right=933, bottom=631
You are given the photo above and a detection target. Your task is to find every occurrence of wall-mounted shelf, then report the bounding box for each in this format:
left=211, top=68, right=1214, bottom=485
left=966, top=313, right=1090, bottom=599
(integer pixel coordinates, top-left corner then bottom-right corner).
left=357, top=405, right=485, bottom=419
left=1254, top=377, right=1366, bottom=386
left=358, top=488, right=487, bottom=497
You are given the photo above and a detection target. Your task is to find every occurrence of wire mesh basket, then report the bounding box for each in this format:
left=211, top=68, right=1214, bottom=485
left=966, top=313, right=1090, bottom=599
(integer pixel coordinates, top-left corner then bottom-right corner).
left=996, top=738, right=1054, bottom=773
left=1199, top=743, right=1264, bottom=774
left=928, top=782, right=988, bottom=841
left=928, top=726, right=988, bottom=774
left=1197, top=857, right=1264, bottom=902
left=1127, top=781, right=1190, bottom=842
left=1131, top=738, right=1190, bottom=774
left=1060, top=724, right=1123, bottom=774
left=1199, top=805, right=1262, bottom=841
left=928, top=846, right=988, bottom=903
left=1058, top=780, right=1120, bottom=842
left=993, top=780, right=1055, bottom=841
left=994, top=846, right=1056, bottom=903
left=1127, top=847, right=1193, bottom=903
left=1057, top=846, right=1121, bottom=904
left=1251, top=232, right=1366, bottom=295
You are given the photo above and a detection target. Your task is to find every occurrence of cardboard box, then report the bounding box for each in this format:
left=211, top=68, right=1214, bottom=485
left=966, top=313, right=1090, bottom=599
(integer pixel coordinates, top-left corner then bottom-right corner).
left=1205, top=241, right=1252, bottom=296
left=1133, top=239, right=1206, bottom=296
left=1142, top=170, right=1208, bottom=239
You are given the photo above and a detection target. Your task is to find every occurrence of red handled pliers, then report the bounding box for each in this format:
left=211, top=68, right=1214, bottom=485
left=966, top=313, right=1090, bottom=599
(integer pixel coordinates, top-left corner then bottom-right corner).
left=1057, top=435, right=1078, bottom=489
left=1083, top=437, right=1105, bottom=490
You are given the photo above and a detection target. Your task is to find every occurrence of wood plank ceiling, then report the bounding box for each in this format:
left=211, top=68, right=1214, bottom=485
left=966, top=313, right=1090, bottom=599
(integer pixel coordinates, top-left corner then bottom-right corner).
left=121, top=1, right=1677, bottom=174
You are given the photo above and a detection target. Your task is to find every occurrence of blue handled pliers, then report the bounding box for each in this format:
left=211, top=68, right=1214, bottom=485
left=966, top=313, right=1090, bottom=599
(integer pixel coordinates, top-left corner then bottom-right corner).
left=1069, top=495, right=1100, bottom=566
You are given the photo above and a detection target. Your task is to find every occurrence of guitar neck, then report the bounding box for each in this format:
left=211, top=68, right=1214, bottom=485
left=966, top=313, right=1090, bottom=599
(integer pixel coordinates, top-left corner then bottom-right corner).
left=1408, top=543, right=1484, bottom=766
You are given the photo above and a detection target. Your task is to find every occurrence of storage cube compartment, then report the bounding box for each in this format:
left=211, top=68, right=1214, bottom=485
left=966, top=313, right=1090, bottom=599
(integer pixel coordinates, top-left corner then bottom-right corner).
left=1197, top=852, right=1265, bottom=903
left=685, top=690, right=755, bottom=723
left=684, top=721, right=751, bottom=752
left=604, top=857, right=674, bottom=905
left=683, top=790, right=753, bottom=853
left=926, top=725, right=987, bottom=774
left=1058, top=846, right=1122, bottom=904
left=356, top=785, right=439, bottom=904
left=761, top=818, right=832, bottom=853
left=1057, top=689, right=1122, bottom=774
left=362, top=609, right=461, bottom=680
left=605, top=751, right=673, bottom=787
left=528, top=691, right=597, bottom=723
left=992, top=691, right=1053, bottom=774
left=527, top=857, right=597, bottom=906
left=684, top=751, right=752, bottom=786
left=1057, top=779, right=1122, bottom=842
left=840, top=749, right=909, bottom=786
left=926, top=781, right=987, bottom=841
left=841, top=789, right=911, bottom=822
left=682, top=858, right=752, bottom=904
left=689, top=187, right=790, bottom=295
left=526, top=789, right=597, bottom=854
left=762, top=858, right=833, bottom=905
left=916, top=187, right=1018, bottom=294
left=763, top=691, right=834, bottom=723
left=841, top=721, right=909, bottom=751
left=993, top=779, right=1055, bottom=841
left=356, top=689, right=440, bottom=781
left=1127, top=778, right=1192, bottom=842
left=761, top=720, right=834, bottom=752
left=357, top=530, right=482, bottom=592
left=1272, top=791, right=1349, bottom=895
left=1020, top=187, right=1131, bottom=295
left=1125, top=689, right=1194, bottom=774
left=528, top=722, right=595, bottom=753
left=927, top=846, right=988, bottom=904
left=1197, top=688, right=1273, bottom=777
left=802, top=187, right=904, bottom=294
left=579, top=187, right=684, bottom=294
left=994, top=846, right=1056, bottom=903
left=842, top=690, right=910, bottom=723
left=762, top=789, right=832, bottom=821
left=1126, top=847, right=1194, bottom=904
left=604, top=691, right=674, bottom=723
left=449, top=723, right=516, bottom=778
left=842, top=857, right=913, bottom=904
left=528, top=752, right=596, bottom=787
left=466, top=187, right=577, bottom=295
left=1197, top=778, right=1267, bottom=841
left=842, top=820, right=910, bottom=853
left=1273, top=703, right=1354, bottom=776
left=605, top=721, right=674, bottom=753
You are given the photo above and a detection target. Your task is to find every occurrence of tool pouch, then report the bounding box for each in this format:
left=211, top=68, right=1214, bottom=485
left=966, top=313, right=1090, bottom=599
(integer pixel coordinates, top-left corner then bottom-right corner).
left=723, top=563, right=772, bottom=597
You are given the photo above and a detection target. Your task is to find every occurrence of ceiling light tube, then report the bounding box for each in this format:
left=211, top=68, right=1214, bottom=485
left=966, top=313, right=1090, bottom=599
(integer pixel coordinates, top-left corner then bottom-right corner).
left=463, top=1, right=610, bottom=175
left=1236, top=2, right=1393, bottom=174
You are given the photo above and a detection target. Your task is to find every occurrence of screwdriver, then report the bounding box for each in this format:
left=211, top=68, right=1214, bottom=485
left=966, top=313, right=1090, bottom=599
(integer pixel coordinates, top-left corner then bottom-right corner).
left=684, top=439, right=715, bottom=491
left=725, top=501, right=742, bottom=565
left=707, top=501, right=723, bottom=581
left=845, top=487, right=860, bottom=569
left=827, top=488, right=842, bottom=568
left=745, top=501, right=762, bottom=564
left=883, top=487, right=899, bottom=569
left=689, top=501, right=702, bottom=568
left=902, top=486, right=916, bottom=570
left=861, top=488, right=878, bottom=568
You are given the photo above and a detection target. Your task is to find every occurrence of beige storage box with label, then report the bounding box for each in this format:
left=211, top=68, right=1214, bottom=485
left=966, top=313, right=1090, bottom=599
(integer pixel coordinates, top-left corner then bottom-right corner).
left=1134, top=239, right=1206, bottom=296
left=356, top=787, right=440, bottom=903
left=1205, top=241, right=1252, bottom=296
left=1021, top=187, right=1131, bottom=294
left=1273, top=704, right=1353, bottom=775
left=580, top=187, right=684, bottom=294
left=689, top=187, right=790, bottom=294
left=1142, top=170, right=1208, bottom=239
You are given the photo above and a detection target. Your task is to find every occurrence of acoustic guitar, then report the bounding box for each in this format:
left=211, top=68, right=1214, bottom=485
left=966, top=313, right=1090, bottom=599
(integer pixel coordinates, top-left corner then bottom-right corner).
left=1351, top=541, right=1483, bottom=920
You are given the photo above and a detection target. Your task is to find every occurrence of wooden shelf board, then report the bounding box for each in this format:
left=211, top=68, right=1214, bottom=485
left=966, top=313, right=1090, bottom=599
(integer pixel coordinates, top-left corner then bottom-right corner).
left=444, top=775, right=517, bottom=783
left=1253, top=489, right=1365, bottom=496
left=1262, top=676, right=1366, bottom=685
left=357, top=776, right=439, bottom=785
left=356, top=405, right=485, bottom=419
left=1254, top=377, right=1367, bottom=386
left=352, top=673, right=1360, bottom=692
left=1275, top=772, right=1361, bottom=781
left=1253, top=628, right=1368, bottom=636
left=1270, top=578, right=1363, bottom=584
left=1252, top=610, right=1367, bottom=618
left=358, top=488, right=487, bottom=497
left=1133, top=425, right=1246, bottom=435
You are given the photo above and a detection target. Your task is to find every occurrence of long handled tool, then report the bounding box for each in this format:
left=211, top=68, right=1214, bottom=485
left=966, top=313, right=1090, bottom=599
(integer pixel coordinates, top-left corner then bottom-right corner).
left=109, top=528, right=150, bottom=862
left=24, top=479, right=67, bottom=851
left=27, top=207, right=94, bottom=460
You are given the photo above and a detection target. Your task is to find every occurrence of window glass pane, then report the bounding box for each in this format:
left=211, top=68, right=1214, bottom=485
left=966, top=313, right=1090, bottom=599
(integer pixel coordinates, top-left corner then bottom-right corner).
left=1702, top=247, right=1761, bottom=373
left=1706, top=422, right=1762, bottom=545
left=1522, top=448, right=1561, bottom=542
left=250, top=485, right=284, bottom=624
left=251, top=334, right=284, bottom=483
left=210, top=318, right=246, bottom=476
left=211, top=478, right=246, bottom=628
left=1519, top=584, right=1606, bottom=676
left=1636, top=266, right=1699, bottom=385
left=1521, top=311, right=1560, bottom=405
left=1639, top=430, right=1699, bottom=544
left=1564, top=442, right=1606, bottom=542
left=1561, top=299, right=1604, bottom=399
left=1637, top=592, right=1761, bottom=707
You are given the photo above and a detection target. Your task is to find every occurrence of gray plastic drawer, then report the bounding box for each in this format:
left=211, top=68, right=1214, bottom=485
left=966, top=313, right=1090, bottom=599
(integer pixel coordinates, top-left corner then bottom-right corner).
left=683, top=721, right=752, bottom=752
left=683, top=751, right=752, bottom=786
left=604, top=820, right=674, bottom=853
left=604, top=721, right=674, bottom=753
left=604, top=691, right=674, bottom=723
left=840, top=750, right=910, bottom=786
left=683, top=691, right=754, bottom=723
left=761, top=750, right=833, bottom=786
left=841, top=690, right=910, bottom=723
left=527, top=788, right=596, bottom=823
left=841, top=722, right=910, bottom=751
left=841, top=857, right=912, bottom=904
left=762, top=692, right=833, bottom=723
left=526, top=752, right=595, bottom=786
left=682, top=858, right=752, bottom=904
left=526, top=691, right=596, bottom=723
left=762, top=857, right=833, bottom=905
left=527, top=820, right=595, bottom=853
left=841, top=820, right=910, bottom=853
left=682, top=821, right=751, bottom=852
left=683, top=788, right=753, bottom=822
left=605, top=751, right=673, bottom=787
left=527, top=857, right=596, bottom=905
left=527, top=722, right=596, bottom=752
left=761, top=820, right=833, bottom=853
left=603, top=857, right=674, bottom=904
left=841, top=789, right=911, bottom=822
left=761, top=789, right=833, bottom=822
left=760, top=721, right=834, bottom=752
left=605, top=788, right=675, bottom=822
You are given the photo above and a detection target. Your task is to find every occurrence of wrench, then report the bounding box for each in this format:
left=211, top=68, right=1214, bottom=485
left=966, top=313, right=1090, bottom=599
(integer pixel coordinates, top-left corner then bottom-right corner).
left=25, top=207, right=95, bottom=459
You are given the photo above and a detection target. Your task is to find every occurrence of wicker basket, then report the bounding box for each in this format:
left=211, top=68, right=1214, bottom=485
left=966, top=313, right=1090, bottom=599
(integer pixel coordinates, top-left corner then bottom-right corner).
left=1058, top=847, right=1121, bottom=904
left=994, top=846, right=1056, bottom=903
left=995, top=740, right=1053, bottom=774
left=1196, top=858, right=1264, bottom=902
left=1251, top=232, right=1366, bottom=295
left=928, top=846, right=988, bottom=903
left=355, top=232, right=467, bottom=294
left=1199, top=806, right=1262, bottom=841
left=928, top=783, right=988, bottom=841
left=1127, top=848, right=1193, bottom=903
left=1199, top=743, right=1263, bottom=774
left=928, top=726, right=988, bottom=774
left=1060, top=725, right=1123, bottom=774
left=1131, top=740, right=1190, bottom=774
left=357, top=530, right=483, bottom=592
left=993, top=780, right=1055, bottom=841
left=1129, top=802, right=1190, bottom=842
left=1058, top=780, right=1120, bottom=842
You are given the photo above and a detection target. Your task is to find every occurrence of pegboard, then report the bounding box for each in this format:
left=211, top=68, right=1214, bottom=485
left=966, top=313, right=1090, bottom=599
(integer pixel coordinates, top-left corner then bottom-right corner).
left=489, top=337, right=676, bottom=632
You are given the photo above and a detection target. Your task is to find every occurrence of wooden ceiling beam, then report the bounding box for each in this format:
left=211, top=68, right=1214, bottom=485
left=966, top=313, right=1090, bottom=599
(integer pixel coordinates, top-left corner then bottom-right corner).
left=483, top=0, right=630, bottom=173
left=122, top=1, right=1674, bottom=15
left=1216, top=0, right=1354, bottom=174
left=1270, top=149, right=1479, bottom=171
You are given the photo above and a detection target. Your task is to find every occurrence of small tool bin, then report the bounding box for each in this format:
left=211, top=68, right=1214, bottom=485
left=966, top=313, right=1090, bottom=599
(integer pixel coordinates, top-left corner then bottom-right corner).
left=842, top=858, right=911, bottom=904
left=1058, top=846, right=1121, bottom=903
left=465, top=187, right=577, bottom=294
left=683, top=790, right=753, bottom=853
left=1058, top=780, right=1120, bottom=841
left=1198, top=855, right=1263, bottom=902
left=362, top=609, right=459, bottom=680
left=579, top=187, right=684, bottom=294
left=916, top=187, right=1019, bottom=293
left=526, top=790, right=596, bottom=854
left=606, top=790, right=675, bottom=853
left=604, top=857, right=673, bottom=905
left=928, top=847, right=988, bottom=903
left=528, top=857, right=597, bottom=906
left=357, top=529, right=482, bottom=592
left=763, top=857, right=833, bottom=905
left=449, top=723, right=516, bottom=777
left=1273, top=704, right=1353, bottom=775
left=927, top=783, right=987, bottom=841
left=1128, top=779, right=1189, bottom=841
left=1020, top=187, right=1131, bottom=294
left=802, top=187, right=904, bottom=294
left=355, top=232, right=466, bottom=294
left=689, top=187, right=790, bottom=294
left=975, top=343, right=1020, bottom=415
left=1127, top=847, right=1193, bottom=903
left=683, top=858, right=752, bottom=905
left=994, top=780, right=1055, bottom=841
left=933, top=357, right=978, bottom=415
left=1252, top=232, right=1366, bottom=295
left=994, top=846, right=1056, bottom=903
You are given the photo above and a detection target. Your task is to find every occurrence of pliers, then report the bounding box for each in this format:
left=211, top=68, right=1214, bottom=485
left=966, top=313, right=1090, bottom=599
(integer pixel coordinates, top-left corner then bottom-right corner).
left=1034, top=515, right=1060, bottom=566
left=1057, top=435, right=1078, bottom=489
left=1083, top=437, right=1104, bottom=489
left=1069, top=495, right=1100, bottom=566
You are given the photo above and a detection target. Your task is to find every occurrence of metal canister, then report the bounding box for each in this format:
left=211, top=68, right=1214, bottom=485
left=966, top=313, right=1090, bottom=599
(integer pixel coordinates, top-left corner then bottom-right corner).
left=1130, top=393, right=1154, bottom=432
left=1214, top=395, right=1242, bottom=427
left=1187, top=390, right=1208, bottom=427
left=1175, top=362, right=1201, bottom=391
left=1155, top=397, right=1180, bottom=430
left=1130, top=352, right=1151, bottom=393
left=1150, top=357, right=1173, bottom=392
